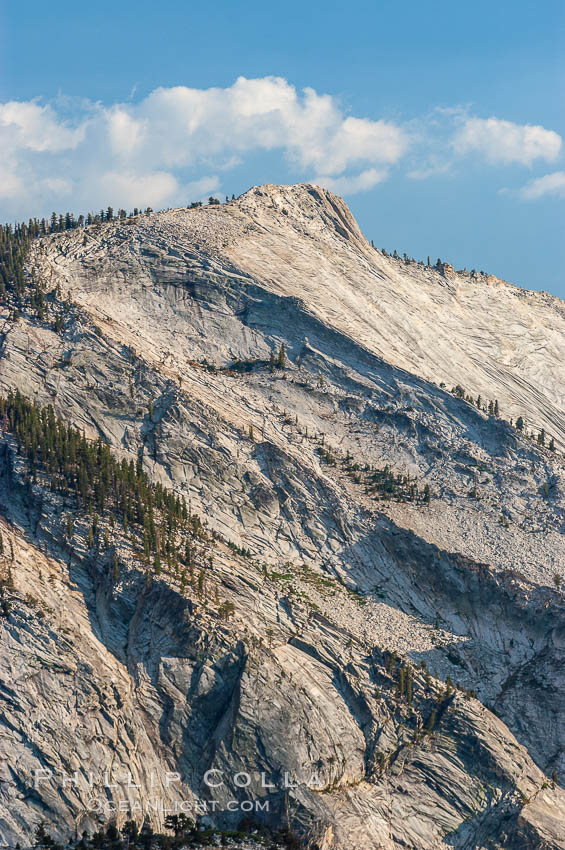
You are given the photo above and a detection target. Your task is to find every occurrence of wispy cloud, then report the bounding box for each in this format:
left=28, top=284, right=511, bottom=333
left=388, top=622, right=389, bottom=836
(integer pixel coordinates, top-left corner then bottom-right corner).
left=313, top=168, right=387, bottom=194
left=519, top=171, right=565, bottom=200
left=406, top=160, right=452, bottom=180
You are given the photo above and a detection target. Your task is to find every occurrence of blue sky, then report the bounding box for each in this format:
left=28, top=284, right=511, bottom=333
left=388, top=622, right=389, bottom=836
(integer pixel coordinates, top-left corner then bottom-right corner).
left=1, top=0, right=563, bottom=295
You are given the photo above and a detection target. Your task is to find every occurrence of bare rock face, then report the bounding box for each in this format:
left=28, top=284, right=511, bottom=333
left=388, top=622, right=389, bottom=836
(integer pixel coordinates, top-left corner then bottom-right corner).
left=1, top=184, right=565, bottom=848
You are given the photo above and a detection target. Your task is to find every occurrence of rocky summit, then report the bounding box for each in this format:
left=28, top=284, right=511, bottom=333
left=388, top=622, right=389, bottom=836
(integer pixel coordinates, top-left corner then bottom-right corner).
left=1, top=183, right=565, bottom=849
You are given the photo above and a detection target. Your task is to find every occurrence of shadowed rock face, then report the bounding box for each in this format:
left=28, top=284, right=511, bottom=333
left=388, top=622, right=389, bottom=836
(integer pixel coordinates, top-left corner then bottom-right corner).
left=1, top=184, right=565, bottom=848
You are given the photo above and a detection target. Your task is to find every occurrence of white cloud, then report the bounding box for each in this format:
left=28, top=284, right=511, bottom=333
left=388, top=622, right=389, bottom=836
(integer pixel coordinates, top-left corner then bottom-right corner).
left=0, top=80, right=562, bottom=219
left=111, top=77, right=409, bottom=174
left=0, top=101, right=84, bottom=152
left=0, top=77, right=410, bottom=217
left=452, top=117, right=562, bottom=166
left=296, top=112, right=409, bottom=174
left=314, top=168, right=387, bottom=194
left=41, top=177, right=73, bottom=195
left=98, top=171, right=179, bottom=209
left=107, top=107, right=146, bottom=156
left=184, top=175, right=221, bottom=202
left=519, top=171, right=565, bottom=200
left=0, top=166, right=24, bottom=199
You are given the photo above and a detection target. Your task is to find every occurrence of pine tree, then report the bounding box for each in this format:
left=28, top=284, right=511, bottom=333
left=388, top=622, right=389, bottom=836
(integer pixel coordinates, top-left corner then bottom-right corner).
left=516, top=416, right=524, bottom=431
left=139, top=816, right=153, bottom=850
left=34, top=822, right=54, bottom=847
left=219, top=600, right=235, bottom=620
left=426, top=709, right=437, bottom=734
left=277, top=343, right=286, bottom=369
left=398, top=666, right=405, bottom=697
